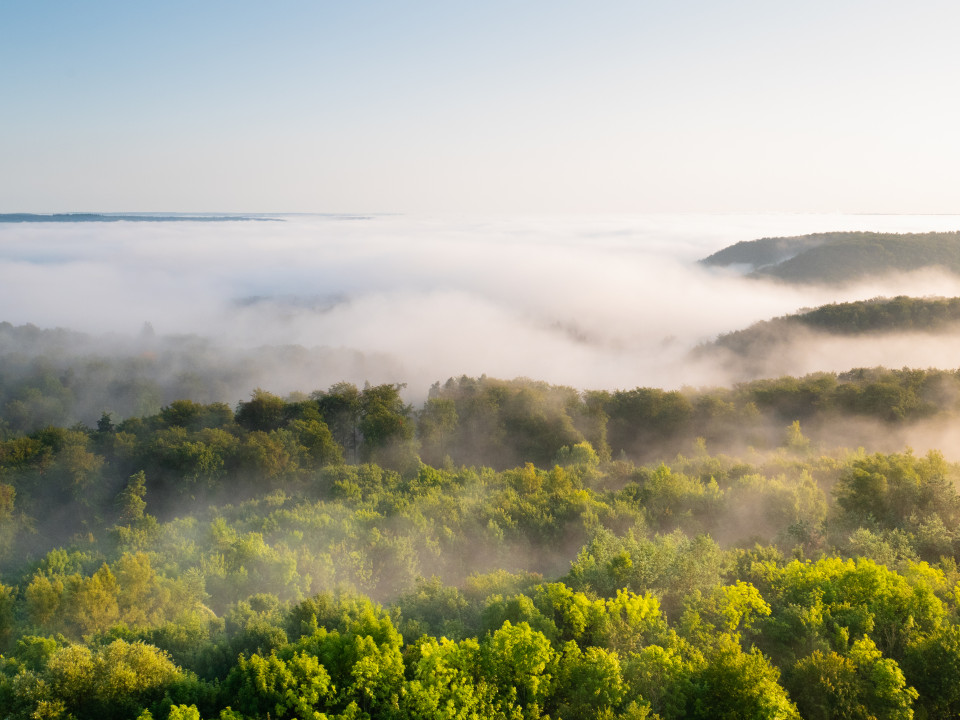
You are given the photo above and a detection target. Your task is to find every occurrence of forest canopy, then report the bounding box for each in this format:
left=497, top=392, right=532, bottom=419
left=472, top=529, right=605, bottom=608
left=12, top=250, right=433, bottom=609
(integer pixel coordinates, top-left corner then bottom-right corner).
left=2, top=364, right=960, bottom=718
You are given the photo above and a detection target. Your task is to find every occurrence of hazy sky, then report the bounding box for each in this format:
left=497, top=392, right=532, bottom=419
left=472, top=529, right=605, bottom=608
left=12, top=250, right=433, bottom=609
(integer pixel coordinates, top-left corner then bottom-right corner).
left=3, top=1, right=959, bottom=214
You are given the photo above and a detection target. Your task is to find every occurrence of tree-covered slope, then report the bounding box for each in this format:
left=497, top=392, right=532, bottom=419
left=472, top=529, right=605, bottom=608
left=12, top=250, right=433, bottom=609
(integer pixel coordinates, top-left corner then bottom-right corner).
left=700, top=295, right=960, bottom=358
left=699, top=234, right=832, bottom=269
left=701, top=231, right=960, bottom=284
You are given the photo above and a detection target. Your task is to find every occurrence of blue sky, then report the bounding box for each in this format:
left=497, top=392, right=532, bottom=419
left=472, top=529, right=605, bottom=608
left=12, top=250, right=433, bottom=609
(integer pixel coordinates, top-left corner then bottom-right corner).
left=2, top=1, right=958, bottom=213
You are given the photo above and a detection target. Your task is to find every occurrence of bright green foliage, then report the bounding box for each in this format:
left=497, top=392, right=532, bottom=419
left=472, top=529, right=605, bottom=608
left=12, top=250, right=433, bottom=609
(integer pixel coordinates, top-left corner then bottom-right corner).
left=481, top=592, right=558, bottom=643
left=167, top=706, right=202, bottom=720
left=284, top=596, right=405, bottom=717
left=225, top=649, right=332, bottom=720
left=629, top=463, right=723, bottom=533
left=555, top=642, right=626, bottom=717
left=66, top=563, right=121, bottom=635
left=480, top=621, right=557, bottom=714
left=680, top=581, right=771, bottom=645
left=626, top=642, right=700, bottom=719
left=401, top=636, right=496, bottom=720
left=788, top=637, right=917, bottom=720
left=290, top=627, right=403, bottom=717
left=686, top=636, right=799, bottom=720
left=761, top=557, right=944, bottom=661
left=530, top=582, right=600, bottom=644
left=595, top=589, right=669, bottom=654
left=1, top=639, right=185, bottom=720
left=566, top=528, right=726, bottom=616
left=627, top=634, right=800, bottom=720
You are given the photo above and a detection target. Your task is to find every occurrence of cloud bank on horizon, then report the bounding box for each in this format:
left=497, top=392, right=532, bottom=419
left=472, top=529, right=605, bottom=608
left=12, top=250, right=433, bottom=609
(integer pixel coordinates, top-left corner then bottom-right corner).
left=4, top=213, right=960, bottom=399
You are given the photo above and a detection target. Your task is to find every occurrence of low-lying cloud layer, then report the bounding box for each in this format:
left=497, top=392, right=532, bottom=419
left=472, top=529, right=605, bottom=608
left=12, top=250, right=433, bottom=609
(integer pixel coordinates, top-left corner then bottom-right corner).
left=3, top=213, right=960, bottom=402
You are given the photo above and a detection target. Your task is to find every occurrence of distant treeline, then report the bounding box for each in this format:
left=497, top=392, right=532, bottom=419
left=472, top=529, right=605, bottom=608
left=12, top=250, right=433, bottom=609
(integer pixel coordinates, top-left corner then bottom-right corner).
left=0, top=213, right=276, bottom=223
left=705, top=295, right=960, bottom=357
left=4, top=364, right=959, bottom=473
left=799, top=295, right=960, bottom=332
left=0, top=321, right=404, bottom=431
left=701, top=230, right=960, bottom=284
left=1, top=368, right=958, bottom=572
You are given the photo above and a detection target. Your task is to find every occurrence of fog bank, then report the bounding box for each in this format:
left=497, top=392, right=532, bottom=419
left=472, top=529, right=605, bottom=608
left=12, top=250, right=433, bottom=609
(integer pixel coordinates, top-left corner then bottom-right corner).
left=3, top=213, right=960, bottom=402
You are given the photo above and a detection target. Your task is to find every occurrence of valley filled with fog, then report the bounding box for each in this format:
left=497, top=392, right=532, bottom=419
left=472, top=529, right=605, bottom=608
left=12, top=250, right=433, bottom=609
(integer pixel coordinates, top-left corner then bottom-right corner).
left=5, top=213, right=960, bottom=403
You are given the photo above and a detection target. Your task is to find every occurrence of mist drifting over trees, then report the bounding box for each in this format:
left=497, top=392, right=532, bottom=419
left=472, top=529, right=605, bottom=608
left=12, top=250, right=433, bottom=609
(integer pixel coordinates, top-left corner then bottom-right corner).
left=5, top=214, right=960, bottom=719
left=5, top=213, right=960, bottom=402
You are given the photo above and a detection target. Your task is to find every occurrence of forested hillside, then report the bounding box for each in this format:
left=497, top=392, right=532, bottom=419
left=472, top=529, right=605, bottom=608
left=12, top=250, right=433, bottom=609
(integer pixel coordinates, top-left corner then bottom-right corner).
left=701, top=231, right=960, bottom=284
left=3, top=369, right=960, bottom=718
left=699, top=295, right=960, bottom=359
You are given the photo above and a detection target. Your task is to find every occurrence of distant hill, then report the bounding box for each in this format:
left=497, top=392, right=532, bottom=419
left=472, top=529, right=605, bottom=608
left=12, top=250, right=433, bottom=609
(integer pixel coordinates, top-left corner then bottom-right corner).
left=0, top=213, right=278, bottom=222
left=701, top=231, right=960, bottom=284
left=700, top=295, right=960, bottom=358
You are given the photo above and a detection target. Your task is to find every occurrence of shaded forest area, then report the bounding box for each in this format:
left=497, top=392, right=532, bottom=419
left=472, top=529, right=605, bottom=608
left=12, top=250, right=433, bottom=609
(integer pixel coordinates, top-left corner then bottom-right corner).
left=4, top=364, right=960, bottom=718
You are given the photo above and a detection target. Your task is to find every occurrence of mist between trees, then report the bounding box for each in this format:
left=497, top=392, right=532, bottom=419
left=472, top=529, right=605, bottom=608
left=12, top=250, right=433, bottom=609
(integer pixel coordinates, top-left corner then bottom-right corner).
left=4, top=359, right=960, bottom=718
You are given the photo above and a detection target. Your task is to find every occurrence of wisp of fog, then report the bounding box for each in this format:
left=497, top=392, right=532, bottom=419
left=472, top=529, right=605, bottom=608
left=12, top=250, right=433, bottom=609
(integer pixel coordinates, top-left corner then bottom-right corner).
left=3, top=212, right=960, bottom=402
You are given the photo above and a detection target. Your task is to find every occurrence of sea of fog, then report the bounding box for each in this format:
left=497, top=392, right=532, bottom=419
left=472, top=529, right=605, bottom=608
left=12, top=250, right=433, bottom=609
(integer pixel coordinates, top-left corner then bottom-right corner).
left=3, top=212, right=960, bottom=399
